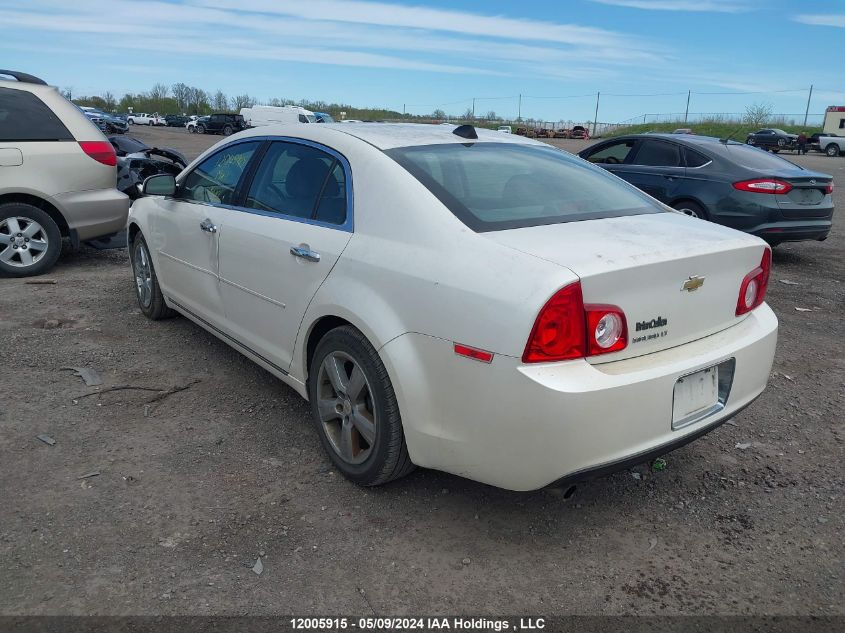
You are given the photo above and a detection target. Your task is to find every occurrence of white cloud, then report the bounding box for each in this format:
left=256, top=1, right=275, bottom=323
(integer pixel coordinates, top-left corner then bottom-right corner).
left=588, top=0, right=749, bottom=12
left=194, top=0, right=641, bottom=47
left=794, top=14, right=845, bottom=28
left=0, top=0, right=664, bottom=83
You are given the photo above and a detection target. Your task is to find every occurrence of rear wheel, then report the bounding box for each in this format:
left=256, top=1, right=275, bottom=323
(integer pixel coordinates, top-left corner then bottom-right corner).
left=130, top=233, right=175, bottom=320
left=826, top=143, right=840, bottom=157
left=0, top=203, right=62, bottom=277
left=672, top=200, right=709, bottom=221
left=308, top=326, right=414, bottom=486
left=222, top=124, right=233, bottom=136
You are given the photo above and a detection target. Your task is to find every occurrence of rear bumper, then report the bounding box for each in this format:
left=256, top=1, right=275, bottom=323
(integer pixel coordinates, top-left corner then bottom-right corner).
left=50, top=188, right=130, bottom=241
left=747, top=219, right=832, bottom=243
left=381, top=305, right=778, bottom=491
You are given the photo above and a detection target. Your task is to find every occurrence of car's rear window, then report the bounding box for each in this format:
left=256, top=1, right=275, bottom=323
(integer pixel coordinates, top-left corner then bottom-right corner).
left=0, top=87, right=73, bottom=142
left=386, top=142, right=661, bottom=232
left=717, top=142, right=804, bottom=171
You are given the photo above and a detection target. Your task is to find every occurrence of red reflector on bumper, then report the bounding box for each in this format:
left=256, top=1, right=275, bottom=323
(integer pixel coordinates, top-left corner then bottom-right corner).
left=454, top=343, right=494, bottom=363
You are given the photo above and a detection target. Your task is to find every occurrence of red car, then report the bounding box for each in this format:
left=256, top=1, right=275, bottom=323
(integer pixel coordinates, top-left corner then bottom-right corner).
left=568, top=125, right=589, bottom=140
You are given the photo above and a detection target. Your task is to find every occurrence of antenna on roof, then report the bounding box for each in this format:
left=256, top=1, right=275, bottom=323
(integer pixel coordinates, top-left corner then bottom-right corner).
left=0, top=70, right=47, bottom=85
left=453, top=124, right=478, bottom=140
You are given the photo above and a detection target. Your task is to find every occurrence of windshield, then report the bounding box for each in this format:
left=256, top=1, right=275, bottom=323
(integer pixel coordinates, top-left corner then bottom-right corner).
left=718, top=142, right=804, bottom=171
left=386, top=142, right=661, bottom=232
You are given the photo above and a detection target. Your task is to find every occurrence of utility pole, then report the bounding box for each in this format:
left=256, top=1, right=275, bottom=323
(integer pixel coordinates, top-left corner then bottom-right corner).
left=518, top=94, right=522, bottom=122
left=592, top=92, right=600, bottom=137
left=803, top=85, right=813, bottom=127
left=403, top=103, right=406, bottom=117
left=684, top=90, right=691, bottom=123
left=472, top=97, right=476, bottom=119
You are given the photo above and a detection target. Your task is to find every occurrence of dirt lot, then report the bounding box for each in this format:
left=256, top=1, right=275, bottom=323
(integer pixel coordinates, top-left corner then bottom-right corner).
left=1, top=125, right=842, bottom=617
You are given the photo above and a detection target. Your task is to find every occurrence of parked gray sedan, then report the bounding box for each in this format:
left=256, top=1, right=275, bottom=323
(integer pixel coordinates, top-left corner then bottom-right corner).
left=579, top=134, right=834, bottom=246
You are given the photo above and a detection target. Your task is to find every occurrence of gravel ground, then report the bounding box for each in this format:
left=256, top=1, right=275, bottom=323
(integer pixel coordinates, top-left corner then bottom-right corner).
left=0, top=125, right=842, bottom=617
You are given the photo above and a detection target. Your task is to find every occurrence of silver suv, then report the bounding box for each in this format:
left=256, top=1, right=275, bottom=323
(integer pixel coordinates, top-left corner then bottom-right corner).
left=0, top=70, right=129, bottom=276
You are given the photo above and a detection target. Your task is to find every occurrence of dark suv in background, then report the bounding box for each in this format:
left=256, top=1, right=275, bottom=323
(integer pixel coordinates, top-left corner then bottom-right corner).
left=579, top=133, right=834, bottom=246
left=195, top=113, right=246, bottom=136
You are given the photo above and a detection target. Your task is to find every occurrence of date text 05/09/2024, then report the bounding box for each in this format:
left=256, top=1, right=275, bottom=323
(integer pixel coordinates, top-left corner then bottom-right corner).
left=289, top=617, right=547, bottom=631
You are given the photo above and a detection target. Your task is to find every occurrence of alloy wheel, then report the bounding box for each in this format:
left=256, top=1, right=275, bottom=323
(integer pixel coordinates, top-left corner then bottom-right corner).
left=133, top=241, right=153, bottom=308
left=315, top=351, right=377, bottom=465
left=678, top=207, right=700, bottom=218
left=0, top=217, right=50, bottom=268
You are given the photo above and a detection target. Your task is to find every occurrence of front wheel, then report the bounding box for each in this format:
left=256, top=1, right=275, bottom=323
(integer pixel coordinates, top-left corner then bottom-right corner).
left=308, top=326, right=415, bottom=486
left=826, top=144, right=840, bottom=157
left=777, top=138, right=786, bottom=148
left=0, top=203, right=62, bottom=277
left=130, top=233, right=176, bottom=320
left=196, top=125, right=205, bottom=134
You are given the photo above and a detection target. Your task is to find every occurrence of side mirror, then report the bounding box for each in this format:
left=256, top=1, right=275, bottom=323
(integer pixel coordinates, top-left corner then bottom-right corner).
left=143, top=174, right=176, bottom=196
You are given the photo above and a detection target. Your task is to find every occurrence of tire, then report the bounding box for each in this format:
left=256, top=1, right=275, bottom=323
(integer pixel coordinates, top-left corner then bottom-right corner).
left=196, top=125, right=205, bottom=135
left=777, top=138, right=786, bottom=148
left=746, top=138, right=755, bottom=146
left=0, top=203, right=62, bottom=277
left=188, top=126, right=196, bottom=134
left=222, top=125, right=233, bottom=136
left=826, top=143, right=840, bottom=157
left=672, top=200, right=709, bottom=221
left=128, top=119, right=135, bottom=125
left=130, top=233, right=176, bottom=320
left=308, top=325, right=415, bottom=486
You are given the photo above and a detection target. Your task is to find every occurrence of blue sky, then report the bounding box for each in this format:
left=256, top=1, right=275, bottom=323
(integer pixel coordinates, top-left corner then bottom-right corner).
left=1, top=0, right=844, bottom=123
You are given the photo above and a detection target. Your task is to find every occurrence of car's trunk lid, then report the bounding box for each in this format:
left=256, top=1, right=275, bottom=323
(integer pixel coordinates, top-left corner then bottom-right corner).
left=484, top=212, right=768, bottom=363
left=770, top=168, right=833, bottom=218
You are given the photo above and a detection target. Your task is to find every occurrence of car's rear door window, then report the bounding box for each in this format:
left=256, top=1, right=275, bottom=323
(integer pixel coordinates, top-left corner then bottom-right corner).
left=387, top=142, right=660, bottom=232
left=180, top=141, right=261, bottom=205
left=683, top=147, right=711, bottom=167
left=582, top=139, right=636, bottom=164
left=0, top=88, right=73, bottom=142
left=631, top=140, right=682, bottom=167
left=244, top=141, right=348, bottom=225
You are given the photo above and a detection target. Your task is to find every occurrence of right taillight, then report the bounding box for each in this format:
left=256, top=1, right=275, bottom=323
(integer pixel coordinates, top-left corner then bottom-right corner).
left=522, top=282, right=628, bottom=363
left=733, top=178, right=792, bottom=194
left=736, top=248, right=772, bottom=316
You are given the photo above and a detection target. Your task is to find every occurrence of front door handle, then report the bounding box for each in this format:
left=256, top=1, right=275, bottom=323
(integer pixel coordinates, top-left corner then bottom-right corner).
left=200, top=218, right=218, bottom=233
left=290, top=245, right=320, bottom=262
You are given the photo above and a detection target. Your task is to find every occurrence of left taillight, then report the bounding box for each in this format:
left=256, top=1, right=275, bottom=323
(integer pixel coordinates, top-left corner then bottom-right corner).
left=733, top=178, right=792, bottom=195
left=736, top=248, right=772, bottom=316
left=522, top=281, right=628, bottom=363
left=78, top=141, right=116, bottom=167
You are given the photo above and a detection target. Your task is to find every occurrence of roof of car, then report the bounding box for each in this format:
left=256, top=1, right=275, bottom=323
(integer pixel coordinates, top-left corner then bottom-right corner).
left=238, top=122, right=542, bottom=150
left=613, top=132, right=746, bottom=146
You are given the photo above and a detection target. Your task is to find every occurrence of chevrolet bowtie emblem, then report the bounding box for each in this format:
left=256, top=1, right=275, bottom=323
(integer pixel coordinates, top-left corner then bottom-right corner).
left=682, top=276, right=705, bottom=292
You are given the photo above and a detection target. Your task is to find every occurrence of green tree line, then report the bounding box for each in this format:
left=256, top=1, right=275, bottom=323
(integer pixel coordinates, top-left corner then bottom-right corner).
left=67, top=82, right=411, bottom=120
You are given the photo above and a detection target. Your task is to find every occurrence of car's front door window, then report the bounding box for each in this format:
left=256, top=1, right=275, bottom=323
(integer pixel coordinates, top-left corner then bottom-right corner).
left=180, top=141, right=260, bottom=205
left=583, top=140, right=636, bottom=165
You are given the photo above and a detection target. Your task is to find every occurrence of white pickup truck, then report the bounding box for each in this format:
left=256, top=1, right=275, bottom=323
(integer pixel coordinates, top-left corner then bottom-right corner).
left=127, top=112, right=165, bottom=126
left=819, top=135, right=845, bottom=157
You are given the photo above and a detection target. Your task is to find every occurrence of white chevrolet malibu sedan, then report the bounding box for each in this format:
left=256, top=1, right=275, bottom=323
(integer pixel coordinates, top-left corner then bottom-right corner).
left=128, top=123, right=777, bottom=491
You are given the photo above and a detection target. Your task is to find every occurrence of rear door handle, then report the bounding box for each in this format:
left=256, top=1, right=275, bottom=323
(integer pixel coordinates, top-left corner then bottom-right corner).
left=200, top=219, right=217, bottom=233
left=290, top=246, right=320, bottom=262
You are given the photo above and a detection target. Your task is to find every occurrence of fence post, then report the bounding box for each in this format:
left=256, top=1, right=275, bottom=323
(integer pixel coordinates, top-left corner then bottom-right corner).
left=592, top=92, right=600, bottom=137
left=684, top=90, right=691, bottom=123
left=518, top=94, right=522, bottom=122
